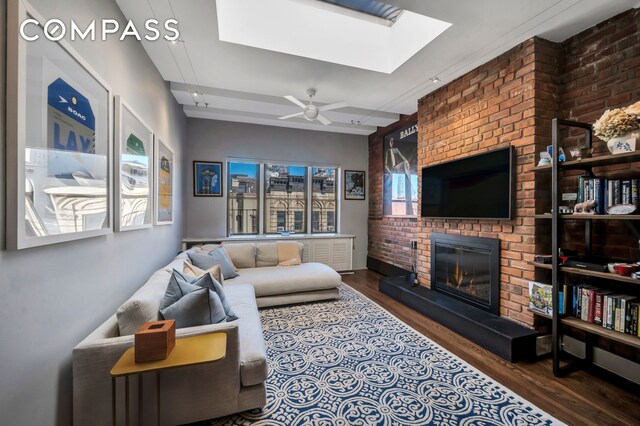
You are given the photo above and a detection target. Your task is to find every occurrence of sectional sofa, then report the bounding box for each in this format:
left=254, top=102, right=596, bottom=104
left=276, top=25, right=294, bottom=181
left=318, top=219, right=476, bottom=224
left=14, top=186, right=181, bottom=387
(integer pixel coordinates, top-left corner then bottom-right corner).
left=73, top=242, right=342, bottom=426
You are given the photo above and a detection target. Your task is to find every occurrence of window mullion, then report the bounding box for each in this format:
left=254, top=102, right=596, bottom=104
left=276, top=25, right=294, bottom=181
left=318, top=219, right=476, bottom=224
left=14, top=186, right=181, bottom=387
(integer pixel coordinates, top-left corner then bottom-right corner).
left=259, top=163, right=265, bottom=235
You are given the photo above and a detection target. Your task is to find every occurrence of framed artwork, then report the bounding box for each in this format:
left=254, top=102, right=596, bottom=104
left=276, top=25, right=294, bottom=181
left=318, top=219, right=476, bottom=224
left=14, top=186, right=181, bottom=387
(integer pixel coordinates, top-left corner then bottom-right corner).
left=6, top=0, right=113, bottom=249
left=154, top=138, right=174, bottom=225
left=383, top=121, right=418, bottom=216
left=344, top=170, right=366, bottom=200
left=194, top=161, right=223, bottom=197
left=114, top=96, right=154, bottom=231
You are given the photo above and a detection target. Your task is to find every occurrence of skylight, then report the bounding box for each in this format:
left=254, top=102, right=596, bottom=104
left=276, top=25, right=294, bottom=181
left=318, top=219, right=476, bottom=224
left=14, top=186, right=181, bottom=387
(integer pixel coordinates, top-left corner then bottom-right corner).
left=215, top=0, right=451, bottom=74
left=318, top=0, right=402, bottom=22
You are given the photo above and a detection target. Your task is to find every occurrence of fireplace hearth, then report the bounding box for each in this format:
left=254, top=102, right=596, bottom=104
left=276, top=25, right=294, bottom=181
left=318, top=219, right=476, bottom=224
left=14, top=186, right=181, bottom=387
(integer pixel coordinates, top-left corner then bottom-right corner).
left=431, top=233, right=500, bottom=315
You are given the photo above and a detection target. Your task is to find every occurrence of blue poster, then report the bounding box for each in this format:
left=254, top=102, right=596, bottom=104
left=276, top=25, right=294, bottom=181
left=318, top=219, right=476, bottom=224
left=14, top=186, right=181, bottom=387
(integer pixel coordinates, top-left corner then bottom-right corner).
left=47, top=78, right=96, bottom=154
left=194, top=162, right=222, bottom=196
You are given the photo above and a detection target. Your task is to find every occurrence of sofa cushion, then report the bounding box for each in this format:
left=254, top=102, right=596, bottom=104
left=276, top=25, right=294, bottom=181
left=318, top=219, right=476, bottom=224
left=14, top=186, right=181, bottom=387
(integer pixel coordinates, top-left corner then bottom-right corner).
left=225, top=263, right=341, bottom=297
left=255, top=242, right=304, bottom=267
left=183, top=262, right=224, bottom=284
left=255, top=243, right=278, bottom=267
left=277, top=241, right=302, bottom=266
left=224, top=284, right=268, bottom=386
left=160, top=287, right=227, bottom=328
left=172, top=270, right=238, bottom=321
left=116, top=269, right=172, bottom=336
left=188, top=249, right=239, bottom=280
left=222, top=243, right=257, bottom=269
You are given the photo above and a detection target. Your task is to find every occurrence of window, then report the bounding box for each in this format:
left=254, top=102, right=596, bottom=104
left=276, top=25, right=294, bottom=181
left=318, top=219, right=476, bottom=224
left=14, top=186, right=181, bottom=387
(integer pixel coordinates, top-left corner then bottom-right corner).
left=294, top=211, right=304, bottom=231
left=264, top=164, right=307, bottom=234
left=311, top=167, right=337, bottom=233
left=227, top=162, right=259, bottom=235
left=276, top=211, right=286, bottom=230
left=227, top=160, right=339, bottom=236
left=327, top=211, right=335, bottom=232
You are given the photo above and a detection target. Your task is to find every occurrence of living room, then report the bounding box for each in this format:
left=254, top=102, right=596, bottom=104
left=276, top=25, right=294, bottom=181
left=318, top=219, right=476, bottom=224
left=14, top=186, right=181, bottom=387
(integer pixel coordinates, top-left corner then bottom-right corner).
left=1, top=0, right=639, bottom=425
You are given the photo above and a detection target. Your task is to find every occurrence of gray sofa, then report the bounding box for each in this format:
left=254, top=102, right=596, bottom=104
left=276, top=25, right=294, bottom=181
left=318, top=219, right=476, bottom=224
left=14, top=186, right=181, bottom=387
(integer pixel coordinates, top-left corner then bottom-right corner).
left=73, top=242, right=341, bottom=426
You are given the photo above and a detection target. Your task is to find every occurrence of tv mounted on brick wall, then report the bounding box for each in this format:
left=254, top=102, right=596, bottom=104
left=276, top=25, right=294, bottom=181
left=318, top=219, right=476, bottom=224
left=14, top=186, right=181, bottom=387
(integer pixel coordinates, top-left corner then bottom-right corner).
left=421, top=146, right=514, bottom=219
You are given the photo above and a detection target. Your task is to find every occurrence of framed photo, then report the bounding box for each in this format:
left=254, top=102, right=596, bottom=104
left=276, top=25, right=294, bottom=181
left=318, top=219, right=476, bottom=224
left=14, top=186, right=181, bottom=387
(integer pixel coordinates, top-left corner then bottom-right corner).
left=154, top=138, right=174, bottom=225
left=6, top=0, right=113, bottom=249
left=114, top=96, right=154, bottom=231
left=344, top=170, right=366, bottom=200
left=194, top=161, right=223, bottom=197
left=383, top=122, right=418, bottom=216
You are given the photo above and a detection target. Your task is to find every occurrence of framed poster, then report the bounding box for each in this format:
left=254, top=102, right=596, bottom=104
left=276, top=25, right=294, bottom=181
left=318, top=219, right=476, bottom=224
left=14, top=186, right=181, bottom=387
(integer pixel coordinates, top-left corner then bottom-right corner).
left=154, top=138, right=174, bottom=225
left=114, top=96, right=153, bottom=231
left=193, top=161, right=223, bottom=197
left=6, top=0, right=113, bottom=249
left=383, top=122, right=418, bottom=216
left=344, top=170, right=366, bottom=200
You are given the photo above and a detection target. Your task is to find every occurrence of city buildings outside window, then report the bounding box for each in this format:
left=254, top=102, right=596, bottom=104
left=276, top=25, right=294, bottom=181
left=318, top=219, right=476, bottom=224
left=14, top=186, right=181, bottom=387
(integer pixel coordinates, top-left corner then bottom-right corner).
left=227, top=162, right=259, bottom=235
left=311, top=167, right=337, bottom=233
left=226, top=161, right=338, bottom=235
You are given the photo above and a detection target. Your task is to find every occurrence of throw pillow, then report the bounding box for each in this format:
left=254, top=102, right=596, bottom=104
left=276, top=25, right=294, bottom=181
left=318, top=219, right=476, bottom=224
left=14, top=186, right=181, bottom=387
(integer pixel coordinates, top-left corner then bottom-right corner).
left=160, top=272, right=203, bottom=311
left=277, top=241, right=302, bottom=266
left=160, top=287, right=227, bottom=328
left=173, top=269, right=238, bottom=321
left=188, top=248, right=239, bottom=279
left=183, top=262, right=224, bottom=284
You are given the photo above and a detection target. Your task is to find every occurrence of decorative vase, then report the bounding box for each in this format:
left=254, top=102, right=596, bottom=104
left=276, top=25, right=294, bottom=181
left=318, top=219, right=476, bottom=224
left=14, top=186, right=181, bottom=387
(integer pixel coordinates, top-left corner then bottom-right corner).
left=607, top=129, right=640, bottom=154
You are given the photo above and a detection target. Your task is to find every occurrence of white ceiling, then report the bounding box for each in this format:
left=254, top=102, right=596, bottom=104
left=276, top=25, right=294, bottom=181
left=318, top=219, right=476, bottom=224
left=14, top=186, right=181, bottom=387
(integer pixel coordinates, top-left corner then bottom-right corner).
left=116, top=0, right=639, bottom=136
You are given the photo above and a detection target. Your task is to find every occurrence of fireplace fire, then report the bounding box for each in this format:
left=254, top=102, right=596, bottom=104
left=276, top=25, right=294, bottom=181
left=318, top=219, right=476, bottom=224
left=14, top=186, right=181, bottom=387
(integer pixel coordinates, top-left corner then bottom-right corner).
left=431, top=233, right=500, bottom=315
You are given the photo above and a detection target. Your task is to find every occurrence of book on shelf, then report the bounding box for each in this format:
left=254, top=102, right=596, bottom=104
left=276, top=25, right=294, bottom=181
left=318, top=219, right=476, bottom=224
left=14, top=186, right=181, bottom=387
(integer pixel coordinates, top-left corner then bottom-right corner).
left=579, top=177, right=640, bottom=213
left=568, top=288, right=639, bottom=336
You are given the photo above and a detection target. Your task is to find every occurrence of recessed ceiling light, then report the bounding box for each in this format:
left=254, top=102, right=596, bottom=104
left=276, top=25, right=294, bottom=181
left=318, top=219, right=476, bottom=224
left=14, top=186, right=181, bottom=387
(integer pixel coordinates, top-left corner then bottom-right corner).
left=192, top=91, right=200, bottom=97
left=430, top=77, right=441, bottom=83
left=169, top=39, right=184, bottom=45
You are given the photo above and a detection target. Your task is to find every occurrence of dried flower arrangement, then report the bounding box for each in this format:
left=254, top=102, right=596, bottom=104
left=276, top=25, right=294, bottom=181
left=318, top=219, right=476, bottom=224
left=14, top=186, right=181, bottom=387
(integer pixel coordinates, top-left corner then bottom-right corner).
left=593, top=102, right=640, bottom=142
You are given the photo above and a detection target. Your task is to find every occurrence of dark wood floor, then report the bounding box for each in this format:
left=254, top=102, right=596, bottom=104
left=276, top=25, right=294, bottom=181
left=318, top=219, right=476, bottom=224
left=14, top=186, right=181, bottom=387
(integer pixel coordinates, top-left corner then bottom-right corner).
left=342, top=270, right=640, bottom=426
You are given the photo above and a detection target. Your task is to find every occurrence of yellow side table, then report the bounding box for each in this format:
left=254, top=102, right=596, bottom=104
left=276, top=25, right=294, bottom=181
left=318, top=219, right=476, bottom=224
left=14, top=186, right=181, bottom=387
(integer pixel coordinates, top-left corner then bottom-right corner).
left=110, top=333, right=226, bottom=426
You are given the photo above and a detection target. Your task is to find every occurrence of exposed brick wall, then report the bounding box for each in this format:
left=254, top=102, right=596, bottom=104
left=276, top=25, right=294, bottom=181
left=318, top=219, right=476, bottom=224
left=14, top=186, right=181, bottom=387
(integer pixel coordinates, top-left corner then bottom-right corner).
left=367, top=8, right=640, bottom=329
left=558, top=8, right=640, bottom=261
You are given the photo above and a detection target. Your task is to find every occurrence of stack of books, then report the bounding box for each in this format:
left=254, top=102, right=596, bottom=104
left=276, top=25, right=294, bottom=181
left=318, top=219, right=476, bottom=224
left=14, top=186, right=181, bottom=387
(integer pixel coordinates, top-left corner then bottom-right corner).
left=577, top=177, right=639, bottom=213
left=568, top=284, right=639, bottom=335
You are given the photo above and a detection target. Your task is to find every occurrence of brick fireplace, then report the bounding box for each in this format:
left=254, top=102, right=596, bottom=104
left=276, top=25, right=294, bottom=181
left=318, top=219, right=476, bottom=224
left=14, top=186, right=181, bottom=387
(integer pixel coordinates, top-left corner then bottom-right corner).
left=431, top=233, right=500, bottom=315
left=369, top=8, right=640, bottom=331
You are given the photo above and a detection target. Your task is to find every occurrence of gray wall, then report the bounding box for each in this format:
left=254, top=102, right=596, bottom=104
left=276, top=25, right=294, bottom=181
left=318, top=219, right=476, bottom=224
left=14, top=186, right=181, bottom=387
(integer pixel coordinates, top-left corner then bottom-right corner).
left=186, top=118, right=369, bottom=269
left=0, top=0, right=187, bottom=425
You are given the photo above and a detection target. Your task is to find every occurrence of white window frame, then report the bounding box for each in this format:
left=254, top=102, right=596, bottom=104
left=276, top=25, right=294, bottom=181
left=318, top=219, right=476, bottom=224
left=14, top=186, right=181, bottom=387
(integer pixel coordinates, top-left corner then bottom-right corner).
left=226, top=157, right=340, bottom=236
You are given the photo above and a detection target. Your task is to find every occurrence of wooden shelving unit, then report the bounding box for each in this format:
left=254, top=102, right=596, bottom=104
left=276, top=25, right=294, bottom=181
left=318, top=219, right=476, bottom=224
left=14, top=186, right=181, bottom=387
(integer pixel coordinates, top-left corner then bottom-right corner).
left=534, top=213, right=640, bottom=221
left=534, top=118, right=640, bottom=379
left=531, top=150, right=640, bottom=172
left=530, top=261, right=640, bottom=285
left=561, top=318, right=640, bottom=349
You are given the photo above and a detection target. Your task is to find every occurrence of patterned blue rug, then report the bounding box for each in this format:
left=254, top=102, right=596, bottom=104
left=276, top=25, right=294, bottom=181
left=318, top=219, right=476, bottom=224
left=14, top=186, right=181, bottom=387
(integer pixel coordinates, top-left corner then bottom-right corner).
left=211, top=285, right=563, bottom=425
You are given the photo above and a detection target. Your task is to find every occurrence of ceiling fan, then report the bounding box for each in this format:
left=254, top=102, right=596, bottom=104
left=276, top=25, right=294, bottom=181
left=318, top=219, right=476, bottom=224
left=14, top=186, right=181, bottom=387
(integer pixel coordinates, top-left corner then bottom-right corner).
left=278, top=88, right=347, bottom=125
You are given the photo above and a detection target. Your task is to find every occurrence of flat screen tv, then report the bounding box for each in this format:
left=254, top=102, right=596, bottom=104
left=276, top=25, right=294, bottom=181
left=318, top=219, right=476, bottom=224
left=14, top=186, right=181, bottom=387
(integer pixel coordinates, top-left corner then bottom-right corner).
left=421, top=147, right=514, bottom=219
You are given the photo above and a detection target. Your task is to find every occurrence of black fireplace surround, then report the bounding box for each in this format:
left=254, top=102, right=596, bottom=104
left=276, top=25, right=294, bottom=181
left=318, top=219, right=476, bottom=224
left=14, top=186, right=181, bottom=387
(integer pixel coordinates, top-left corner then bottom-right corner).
left=431, top=233, right=500, bottom=315
left=378, top=233, right=537, bottom=361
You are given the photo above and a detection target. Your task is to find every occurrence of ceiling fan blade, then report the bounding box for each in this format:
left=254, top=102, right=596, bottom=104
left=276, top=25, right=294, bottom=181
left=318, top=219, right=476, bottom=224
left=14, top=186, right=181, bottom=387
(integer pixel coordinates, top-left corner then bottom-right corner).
left=284, top=95, right=307, bottom=109
left=278, top=112, right=304, bottom=120
left=318, top=101, right=347, bottom=112
left=317, top=114, right=332, bottom=125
